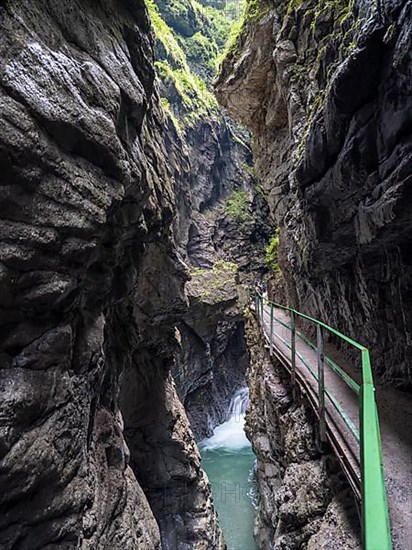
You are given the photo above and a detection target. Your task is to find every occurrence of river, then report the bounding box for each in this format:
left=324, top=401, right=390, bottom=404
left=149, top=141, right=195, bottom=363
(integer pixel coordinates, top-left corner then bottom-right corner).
left=199, top=388, right=258, bottom=550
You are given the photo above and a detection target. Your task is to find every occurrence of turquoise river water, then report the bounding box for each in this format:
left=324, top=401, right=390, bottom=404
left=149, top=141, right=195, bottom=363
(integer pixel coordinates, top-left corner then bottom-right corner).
left=199, top=389, right=258, bottom=550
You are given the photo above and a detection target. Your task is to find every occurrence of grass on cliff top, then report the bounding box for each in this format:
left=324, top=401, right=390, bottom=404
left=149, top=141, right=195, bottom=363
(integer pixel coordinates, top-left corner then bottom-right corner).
left=188, top=260, right=239, bottom=302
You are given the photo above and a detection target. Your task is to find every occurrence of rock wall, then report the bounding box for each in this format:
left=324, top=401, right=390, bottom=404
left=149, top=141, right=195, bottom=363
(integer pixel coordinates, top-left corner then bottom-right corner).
left=215, top=0, right=412, bottom=389
left=244, top=316, right=360, bottom=549
left=0, top=0, right=223, bottom=548
left=182, top=118, right=272, bottom=275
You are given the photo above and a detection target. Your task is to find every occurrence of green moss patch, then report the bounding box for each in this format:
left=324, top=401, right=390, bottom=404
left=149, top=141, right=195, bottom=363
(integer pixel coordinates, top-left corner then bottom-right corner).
left=225, top=189, right=253, bottom=225
left=265, top=228, right=281, bottom=277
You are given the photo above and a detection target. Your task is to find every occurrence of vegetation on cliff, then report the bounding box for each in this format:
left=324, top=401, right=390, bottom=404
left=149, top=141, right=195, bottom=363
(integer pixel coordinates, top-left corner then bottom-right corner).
left=147, top=0, right=218, bottom=127
left=225, top=189, right=254, bottom=226
left=265, top=229, right=281, bottom=277
left=148, top=0, right=243, bottom=129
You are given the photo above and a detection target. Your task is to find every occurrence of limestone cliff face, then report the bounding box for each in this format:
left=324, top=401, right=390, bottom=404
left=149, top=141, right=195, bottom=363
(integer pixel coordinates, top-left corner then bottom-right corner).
left=245, top=317, right=360, bottom=549
left=0, top=1, right=223, bottom=548
left=216, top=0, right=412, bottom=389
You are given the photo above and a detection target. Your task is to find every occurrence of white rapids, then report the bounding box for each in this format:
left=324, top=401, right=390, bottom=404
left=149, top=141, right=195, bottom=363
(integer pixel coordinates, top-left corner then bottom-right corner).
left=201, top=388, right=250, bottom=451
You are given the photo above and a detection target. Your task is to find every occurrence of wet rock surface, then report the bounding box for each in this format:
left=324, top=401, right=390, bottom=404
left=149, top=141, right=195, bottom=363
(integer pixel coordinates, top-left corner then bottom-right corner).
left=215, top=0, right=412, bottom=389
left=244, top=316, right=361, bottom=549
left=174, top=262, right=249, bottom=439
left=0, top=0, right=224, bottom=548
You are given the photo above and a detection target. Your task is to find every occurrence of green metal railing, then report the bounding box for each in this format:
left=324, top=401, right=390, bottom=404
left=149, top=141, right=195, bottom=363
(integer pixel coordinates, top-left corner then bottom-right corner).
left=253, top=292, right=392, bottom=550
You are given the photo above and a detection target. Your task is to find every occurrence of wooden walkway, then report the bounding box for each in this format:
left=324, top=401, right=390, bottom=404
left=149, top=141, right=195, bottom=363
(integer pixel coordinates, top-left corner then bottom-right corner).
left=258, top=304, right=412, bottom=550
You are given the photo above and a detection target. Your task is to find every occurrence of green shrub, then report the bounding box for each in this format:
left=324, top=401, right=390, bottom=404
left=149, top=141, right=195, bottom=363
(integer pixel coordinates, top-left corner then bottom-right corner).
left=225, top=190, right=253, bottom=224
left=265, top=228, right=281, bottom=276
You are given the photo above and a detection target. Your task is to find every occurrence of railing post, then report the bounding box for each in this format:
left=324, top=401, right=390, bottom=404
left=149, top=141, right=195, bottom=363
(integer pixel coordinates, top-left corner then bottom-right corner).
left=360, top=350, right=392, bottom=550
left=269, top=304, right=274, bottom=356
left=291, top=311, right=296, bottom=386
left=317, top=325, right=326, bottom=444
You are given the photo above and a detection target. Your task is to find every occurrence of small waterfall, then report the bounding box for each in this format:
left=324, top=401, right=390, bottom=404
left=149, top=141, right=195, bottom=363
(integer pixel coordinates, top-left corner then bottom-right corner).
left=229, top=387, right=249, bottom=417
left=201, top=388, right=250, bottom=451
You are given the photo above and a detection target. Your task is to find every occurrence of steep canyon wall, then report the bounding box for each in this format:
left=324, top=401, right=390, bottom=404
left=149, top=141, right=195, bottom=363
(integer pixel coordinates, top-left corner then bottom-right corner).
left=216, top=0, right=412, bottom=388
left=149, top=0, right=273, bottom=437
left=0, top=1, right=225, bottom=548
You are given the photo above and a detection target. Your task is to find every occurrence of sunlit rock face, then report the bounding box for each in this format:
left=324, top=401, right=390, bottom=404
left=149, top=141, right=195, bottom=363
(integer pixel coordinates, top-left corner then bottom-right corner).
left=0, top=0, right=224, bottom=548
left=216, top=0, right=412, bottom=389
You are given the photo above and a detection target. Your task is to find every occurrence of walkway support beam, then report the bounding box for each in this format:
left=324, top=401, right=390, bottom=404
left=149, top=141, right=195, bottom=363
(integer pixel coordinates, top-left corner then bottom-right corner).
left=291, top=310, right=296, bottom=386
left=317, top=324, right=326, bottom=444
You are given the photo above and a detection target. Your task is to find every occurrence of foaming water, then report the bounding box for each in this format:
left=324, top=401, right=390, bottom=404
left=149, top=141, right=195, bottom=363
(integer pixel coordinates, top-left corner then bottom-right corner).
left=200, top=388, right=257, bottom=550
left=201, top=388, right=250, bottom=451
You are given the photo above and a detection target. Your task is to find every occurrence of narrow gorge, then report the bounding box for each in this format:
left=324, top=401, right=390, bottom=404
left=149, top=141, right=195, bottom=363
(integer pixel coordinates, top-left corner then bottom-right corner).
left=0, top=1, right=410, bottom=550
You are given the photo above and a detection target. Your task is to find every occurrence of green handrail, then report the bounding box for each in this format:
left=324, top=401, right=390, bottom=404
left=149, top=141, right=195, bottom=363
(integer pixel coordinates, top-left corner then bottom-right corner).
left=253, top=292, right=392, bottom=550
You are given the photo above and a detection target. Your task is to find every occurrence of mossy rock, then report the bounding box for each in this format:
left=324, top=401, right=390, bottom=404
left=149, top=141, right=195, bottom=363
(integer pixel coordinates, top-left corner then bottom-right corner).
left=225, top=189, right=254, bottom=225
left=266, top=228, right=281, bottom=277
left=187, top=261, right=239, bottom=304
